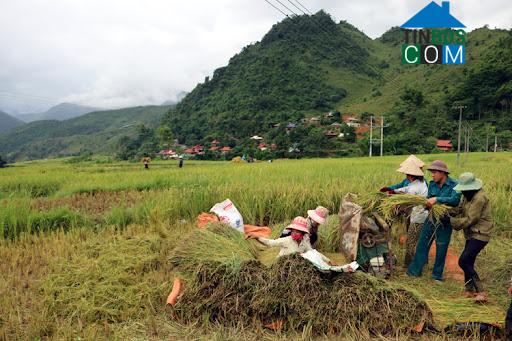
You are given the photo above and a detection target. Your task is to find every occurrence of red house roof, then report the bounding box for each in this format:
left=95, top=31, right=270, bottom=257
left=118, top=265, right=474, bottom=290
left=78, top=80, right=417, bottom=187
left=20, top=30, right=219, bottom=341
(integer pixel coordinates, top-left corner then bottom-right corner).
left=209, top=146, right=219, bottom=151
left=211, top=139, right=220, bottom=145
left=436, top=140, right=453, bottom=147
left=220, top=146, right=232, bottom=152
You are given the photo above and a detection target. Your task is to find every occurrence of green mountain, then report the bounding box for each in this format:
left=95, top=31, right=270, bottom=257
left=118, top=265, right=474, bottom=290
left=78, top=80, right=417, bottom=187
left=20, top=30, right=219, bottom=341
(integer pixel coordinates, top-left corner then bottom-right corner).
left=164, top=12, right=386, bottom=143
left=161, top=12, right=511, bottom=155
left=0, top=106, right=170, bottom=161
left=15, top=103, right=100, bottom=123
left=2, top=12, right=511, bottom=161
left=0, top=110, right=25, bottom=133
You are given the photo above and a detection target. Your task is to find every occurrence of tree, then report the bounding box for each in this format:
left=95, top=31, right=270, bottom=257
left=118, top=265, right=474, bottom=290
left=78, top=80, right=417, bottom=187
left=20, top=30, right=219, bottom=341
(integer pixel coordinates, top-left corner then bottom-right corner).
left=156, top=125, right=173, bottom=149
left=0, top=155, right=7, bottom=168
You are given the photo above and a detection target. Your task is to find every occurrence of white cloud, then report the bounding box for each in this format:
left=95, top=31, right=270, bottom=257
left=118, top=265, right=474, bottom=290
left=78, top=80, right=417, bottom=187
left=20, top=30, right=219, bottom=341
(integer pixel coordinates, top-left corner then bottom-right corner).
left=0, top=0, right=510, bottom=114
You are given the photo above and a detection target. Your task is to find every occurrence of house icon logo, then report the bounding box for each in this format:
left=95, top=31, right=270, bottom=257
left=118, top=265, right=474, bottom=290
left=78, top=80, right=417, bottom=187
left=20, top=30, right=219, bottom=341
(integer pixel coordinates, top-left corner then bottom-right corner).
left=400, top=1, right=466, bottom=64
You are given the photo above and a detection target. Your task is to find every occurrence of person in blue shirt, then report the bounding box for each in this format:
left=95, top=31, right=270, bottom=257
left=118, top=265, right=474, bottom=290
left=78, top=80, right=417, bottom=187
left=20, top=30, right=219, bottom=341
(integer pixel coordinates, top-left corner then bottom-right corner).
left=407, top=160, right=462, bottom=281
left=380, top=155, right=425, bottom=193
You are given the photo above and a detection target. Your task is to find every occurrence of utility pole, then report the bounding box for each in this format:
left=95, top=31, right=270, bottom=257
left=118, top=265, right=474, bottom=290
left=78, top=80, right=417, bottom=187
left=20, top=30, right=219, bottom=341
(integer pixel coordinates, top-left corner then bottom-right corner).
left=453, top=105, right=467, bottom=166
left=494, top=135, right=498, bottom=152
left=380, top=116, right=384, bottom=157
left=369, top=116, right=373, bottom=157
left=368, top=115, right=387, bottom=157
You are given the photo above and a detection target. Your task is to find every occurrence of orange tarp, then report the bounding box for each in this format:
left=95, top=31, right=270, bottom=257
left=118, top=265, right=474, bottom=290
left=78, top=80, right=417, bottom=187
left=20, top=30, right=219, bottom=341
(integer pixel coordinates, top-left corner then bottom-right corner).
left=244, top=224, right=272, bottom=238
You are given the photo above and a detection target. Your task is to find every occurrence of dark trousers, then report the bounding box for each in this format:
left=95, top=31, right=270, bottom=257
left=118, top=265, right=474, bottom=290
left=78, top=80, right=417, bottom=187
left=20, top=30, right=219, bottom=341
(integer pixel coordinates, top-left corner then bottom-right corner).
left=407, top=221, right=452, bottom=280
left=506, top=300, right=512, bottom=341
left=458, top=239, right=487, bottom=292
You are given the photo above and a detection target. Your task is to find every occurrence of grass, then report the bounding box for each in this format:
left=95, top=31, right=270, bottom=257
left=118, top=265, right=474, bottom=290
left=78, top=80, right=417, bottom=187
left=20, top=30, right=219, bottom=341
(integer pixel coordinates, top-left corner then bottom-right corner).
left=0, top=152, right=511, bottom=339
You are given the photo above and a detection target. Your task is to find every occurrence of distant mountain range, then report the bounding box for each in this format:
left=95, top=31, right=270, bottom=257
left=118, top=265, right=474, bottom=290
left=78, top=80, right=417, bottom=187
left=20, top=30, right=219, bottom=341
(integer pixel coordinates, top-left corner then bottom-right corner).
left=0, top=105, right=171, bottom=161
left=0, top=110, right=25, bottom=133
left=14, top=103, right=101, bottom=123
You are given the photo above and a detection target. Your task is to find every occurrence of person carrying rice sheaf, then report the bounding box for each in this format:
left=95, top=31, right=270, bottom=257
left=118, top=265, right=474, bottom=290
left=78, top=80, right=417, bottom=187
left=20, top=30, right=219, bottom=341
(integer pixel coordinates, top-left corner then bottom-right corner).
left=447, top=172, right=493, bottom=303
left=249, top=216, right=317, bottom=258
left=379, top=154, right=425, bottom=194
left=407, top=160, right=461, bottom=282
left=279, top=206, right=329, bottom=248
left=388, top=160, right=428, bottom=267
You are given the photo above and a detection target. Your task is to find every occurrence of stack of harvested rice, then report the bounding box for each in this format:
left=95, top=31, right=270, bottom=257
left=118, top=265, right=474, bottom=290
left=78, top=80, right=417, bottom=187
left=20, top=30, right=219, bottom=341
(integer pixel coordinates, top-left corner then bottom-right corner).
left=169, top=226, right=434, bottom=336
left=316, top=214, right=342, bottom=252
left=169, top=222, right=258, bottom=273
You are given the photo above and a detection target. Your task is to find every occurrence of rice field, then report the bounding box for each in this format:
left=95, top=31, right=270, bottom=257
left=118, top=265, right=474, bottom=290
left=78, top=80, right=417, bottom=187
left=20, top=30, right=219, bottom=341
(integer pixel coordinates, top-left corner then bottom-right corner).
left=0, top=152, right=511, bottom=340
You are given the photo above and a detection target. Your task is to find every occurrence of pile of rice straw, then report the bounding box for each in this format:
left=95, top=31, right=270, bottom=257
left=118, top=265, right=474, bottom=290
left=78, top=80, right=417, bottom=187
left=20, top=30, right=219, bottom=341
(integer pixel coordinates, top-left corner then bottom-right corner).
left=169, top=223, right=434, bottom=335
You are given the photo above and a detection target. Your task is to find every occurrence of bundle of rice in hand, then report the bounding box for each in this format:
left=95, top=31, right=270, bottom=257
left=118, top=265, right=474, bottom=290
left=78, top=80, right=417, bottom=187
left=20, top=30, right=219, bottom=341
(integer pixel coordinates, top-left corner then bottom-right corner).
left=355, top=192, right=387, bottom=214
left=378, top=194, right=451, bottom=223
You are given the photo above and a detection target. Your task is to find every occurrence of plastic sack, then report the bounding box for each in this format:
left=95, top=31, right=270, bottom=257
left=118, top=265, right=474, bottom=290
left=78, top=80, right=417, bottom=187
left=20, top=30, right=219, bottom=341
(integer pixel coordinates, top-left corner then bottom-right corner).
left=301, top=249, right=359, bottom=273
left=210, top=199, right=244, bottom=232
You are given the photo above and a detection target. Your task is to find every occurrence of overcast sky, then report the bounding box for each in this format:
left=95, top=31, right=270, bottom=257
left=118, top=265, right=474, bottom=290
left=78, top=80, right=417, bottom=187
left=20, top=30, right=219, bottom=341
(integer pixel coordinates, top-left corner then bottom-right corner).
left=0, top=0, right=510, bottom=114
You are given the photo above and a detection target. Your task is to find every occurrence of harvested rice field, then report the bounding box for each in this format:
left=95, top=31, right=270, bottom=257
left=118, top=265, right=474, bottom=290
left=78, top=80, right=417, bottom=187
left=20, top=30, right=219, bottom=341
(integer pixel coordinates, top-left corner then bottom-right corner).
left=0, top=153, right=511, bottom=340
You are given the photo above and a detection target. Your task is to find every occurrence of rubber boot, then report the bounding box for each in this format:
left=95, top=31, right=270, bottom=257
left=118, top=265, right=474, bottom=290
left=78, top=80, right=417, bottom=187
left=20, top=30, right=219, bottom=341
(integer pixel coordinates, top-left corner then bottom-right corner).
left=473, top=276, right=488, bottom=303
left=463, top=281, right=476, bottom=298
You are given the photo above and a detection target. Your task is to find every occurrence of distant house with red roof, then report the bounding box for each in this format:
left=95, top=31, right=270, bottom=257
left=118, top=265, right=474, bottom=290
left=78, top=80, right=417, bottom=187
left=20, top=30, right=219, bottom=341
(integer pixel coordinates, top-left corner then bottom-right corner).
left=436, top=139, right=453, bottom=151
left=324, top=130, right=338, bottom=138
left=220, top=146, right=232, bottom=153
left=184, top=145, right=204, bottom=155
left=156, top=149, right=178, bottom=160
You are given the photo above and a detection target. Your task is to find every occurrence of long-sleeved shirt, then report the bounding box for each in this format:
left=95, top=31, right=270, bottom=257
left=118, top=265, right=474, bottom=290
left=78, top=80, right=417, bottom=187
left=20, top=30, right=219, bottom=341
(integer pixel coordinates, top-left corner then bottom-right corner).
left=427, top=177, right=461, bottom=206
left=257, top=235, right=312, bottom=257
left=280, top=218, right=319, bottom=248
left=425, top=177, right=461, bottom=228
left=388, top=178, right=410, bottom=190
left=395, top=179, right=428, bottom=223
left=450, top=189, right=493, bottom=242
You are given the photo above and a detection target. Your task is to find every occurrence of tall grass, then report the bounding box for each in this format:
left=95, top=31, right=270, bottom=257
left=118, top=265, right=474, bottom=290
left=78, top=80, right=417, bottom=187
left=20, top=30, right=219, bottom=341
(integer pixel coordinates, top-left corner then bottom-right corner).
left=0, top=153, right=511, bottom=239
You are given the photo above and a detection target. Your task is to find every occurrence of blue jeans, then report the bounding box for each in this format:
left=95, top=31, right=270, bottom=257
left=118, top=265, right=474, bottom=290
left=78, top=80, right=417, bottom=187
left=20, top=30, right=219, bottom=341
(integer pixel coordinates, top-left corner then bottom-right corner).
left=407, top=221, right=453, bottom=281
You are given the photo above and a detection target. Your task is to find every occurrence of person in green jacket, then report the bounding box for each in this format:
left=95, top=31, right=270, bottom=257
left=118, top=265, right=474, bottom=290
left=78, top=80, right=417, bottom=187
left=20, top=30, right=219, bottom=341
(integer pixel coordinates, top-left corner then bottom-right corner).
left=450, top=172, right=493, bottom=303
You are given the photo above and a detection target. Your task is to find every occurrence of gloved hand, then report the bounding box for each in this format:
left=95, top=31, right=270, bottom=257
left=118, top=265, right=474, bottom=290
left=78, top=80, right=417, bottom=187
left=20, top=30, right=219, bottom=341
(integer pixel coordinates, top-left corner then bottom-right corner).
left=379, top=187, right=391, bottom=193
left=440, top=214, right=451, bottom=225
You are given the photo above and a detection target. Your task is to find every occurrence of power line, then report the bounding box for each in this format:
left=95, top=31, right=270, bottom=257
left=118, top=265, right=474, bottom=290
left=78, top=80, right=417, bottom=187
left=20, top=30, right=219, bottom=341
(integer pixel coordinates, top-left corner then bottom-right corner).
left=292, top=0, right=313, bottom=15
left=263, top=0, right=290, bottom=17
left=273, top=0, right=299, bottom=16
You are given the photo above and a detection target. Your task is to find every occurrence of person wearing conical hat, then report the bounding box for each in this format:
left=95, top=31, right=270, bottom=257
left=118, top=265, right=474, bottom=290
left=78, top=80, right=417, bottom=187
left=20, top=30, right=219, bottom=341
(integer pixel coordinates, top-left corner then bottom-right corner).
left=407, top=160, right=461, bottom=282
left=379, top=155, right=425, bottom=193
left=248, top=216, right=313, bottom=258
left=388, top=160, right=428, bottom=266
left=279, top=206, right=329, bottom=249
left=449, top=172, right=493, bottom=303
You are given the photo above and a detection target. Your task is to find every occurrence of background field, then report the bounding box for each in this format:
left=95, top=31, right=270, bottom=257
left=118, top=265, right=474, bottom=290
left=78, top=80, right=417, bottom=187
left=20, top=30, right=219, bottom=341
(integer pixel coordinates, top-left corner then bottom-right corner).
left=1, top=152, right=511, bottom=340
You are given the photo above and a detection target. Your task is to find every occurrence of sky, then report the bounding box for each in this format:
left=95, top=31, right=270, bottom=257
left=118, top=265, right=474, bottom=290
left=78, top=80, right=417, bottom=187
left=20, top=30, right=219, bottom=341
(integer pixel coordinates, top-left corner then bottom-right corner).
left=0, top=0, right=510, bottom=115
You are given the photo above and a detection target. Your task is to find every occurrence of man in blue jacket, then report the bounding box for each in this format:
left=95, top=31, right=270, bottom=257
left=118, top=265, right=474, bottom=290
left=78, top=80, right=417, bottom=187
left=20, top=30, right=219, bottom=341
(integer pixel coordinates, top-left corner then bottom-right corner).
left=407, top=160, right=461, bottom=281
